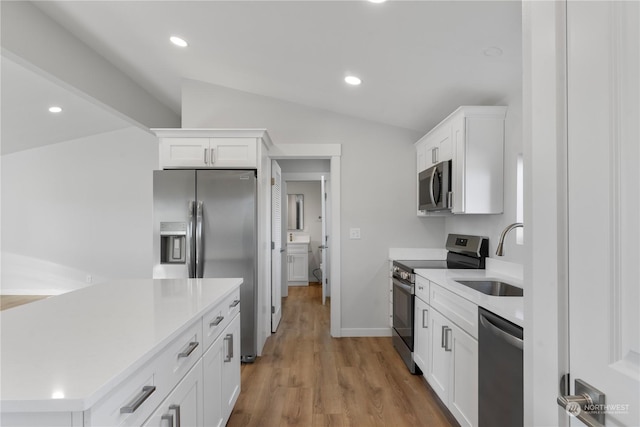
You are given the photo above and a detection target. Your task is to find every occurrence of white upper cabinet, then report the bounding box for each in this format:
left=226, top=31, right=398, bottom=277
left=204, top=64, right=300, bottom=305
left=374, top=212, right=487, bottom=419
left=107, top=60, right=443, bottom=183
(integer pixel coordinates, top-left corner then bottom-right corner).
left=415, top=106, right=507, bottom=215
left=153, top=129, right=272, bottom=169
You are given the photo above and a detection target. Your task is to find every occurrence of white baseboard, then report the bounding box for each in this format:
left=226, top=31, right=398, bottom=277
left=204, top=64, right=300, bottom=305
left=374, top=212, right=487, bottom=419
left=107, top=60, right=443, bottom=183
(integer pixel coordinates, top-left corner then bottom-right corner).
left=340, top=327, right=392, bottom=337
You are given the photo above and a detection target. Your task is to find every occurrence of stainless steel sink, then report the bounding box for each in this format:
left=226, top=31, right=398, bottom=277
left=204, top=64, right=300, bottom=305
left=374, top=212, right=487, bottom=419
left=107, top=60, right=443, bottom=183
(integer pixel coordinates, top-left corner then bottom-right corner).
left=455, top=280, right=523, bottom=297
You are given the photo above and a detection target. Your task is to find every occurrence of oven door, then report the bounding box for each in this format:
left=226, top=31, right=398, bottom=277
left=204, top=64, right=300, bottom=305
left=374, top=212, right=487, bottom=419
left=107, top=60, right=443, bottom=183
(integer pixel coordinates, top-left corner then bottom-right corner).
left=392, top=277, right=415, bottom=350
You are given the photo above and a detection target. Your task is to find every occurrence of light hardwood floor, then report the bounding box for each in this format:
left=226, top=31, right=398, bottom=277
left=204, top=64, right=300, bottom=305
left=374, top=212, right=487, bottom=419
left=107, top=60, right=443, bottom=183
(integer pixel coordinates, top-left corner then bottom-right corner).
left=228, top=284, right=456, bottom=427
left=0, top=295, right=50, bottom=311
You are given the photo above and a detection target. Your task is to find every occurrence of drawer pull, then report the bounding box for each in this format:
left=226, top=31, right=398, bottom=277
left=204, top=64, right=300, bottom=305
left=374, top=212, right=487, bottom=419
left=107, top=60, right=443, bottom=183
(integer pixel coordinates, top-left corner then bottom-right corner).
left=229, top=299, right=240, bottom=308
left=178, top=341, right=199, bottom=358
left=162, top=414, right=174, bottom=427
left=169, top=404, right=181, bottom=427
left=224, top=333, right=233, bottom=362
left=120, top=385, right=156, bottom=413
left=209, top=316, right=224, bottom=327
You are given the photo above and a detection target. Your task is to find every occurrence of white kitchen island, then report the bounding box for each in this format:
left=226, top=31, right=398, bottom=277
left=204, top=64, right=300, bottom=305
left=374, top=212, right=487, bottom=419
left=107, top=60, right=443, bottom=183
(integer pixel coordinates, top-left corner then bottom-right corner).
left=1, top=278, right=242, bottom=427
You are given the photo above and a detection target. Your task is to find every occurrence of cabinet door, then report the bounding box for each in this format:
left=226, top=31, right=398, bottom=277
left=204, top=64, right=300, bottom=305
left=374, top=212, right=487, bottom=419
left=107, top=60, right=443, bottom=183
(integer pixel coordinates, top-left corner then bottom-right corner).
left=413, top=296, right=431, bottom=375
left=221, top=314, right=241, bottom=421
left=210, top=138, right=257, bottom=168
left=435, top=127, right=453, bottom=163
left=451, top=116, right=466, bottom=213
left=427, top=308, right=451, bottom=404
left=449, top=323, right=478, bottom=427
left=203, top=330, right=225, bottom=427
left=288, top=253, right=308, bottom=282
left=416, top=140, right=428, bottom=173
left=160, top=138, right=209, bottom=168
left=143, top=360, right=203, bottom=427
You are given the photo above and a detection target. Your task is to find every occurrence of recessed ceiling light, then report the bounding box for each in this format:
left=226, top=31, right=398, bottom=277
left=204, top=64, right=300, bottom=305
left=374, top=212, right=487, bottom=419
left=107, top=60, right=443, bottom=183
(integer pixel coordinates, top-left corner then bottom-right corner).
left=368, top=0, right=387, bottom=3
left=48, top=106, right=63, bottom=113
left=345, top=75, right=362, bottom=86
left=170, top=36, right=188, bottom=47
left=483, top=46, right=503, bottom=57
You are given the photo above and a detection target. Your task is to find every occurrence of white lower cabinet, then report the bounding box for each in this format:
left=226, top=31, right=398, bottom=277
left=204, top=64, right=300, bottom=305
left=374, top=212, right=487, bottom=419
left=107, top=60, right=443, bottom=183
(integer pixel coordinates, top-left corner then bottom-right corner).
left=427, top=307, right=478, bottom=427
left=203, top=313, right=241, bottom=427
left=142, top=360, right=204, bottom=427
left=413, top=295, right=431, bottom=375
left=287, top=243, right=309, bottom=285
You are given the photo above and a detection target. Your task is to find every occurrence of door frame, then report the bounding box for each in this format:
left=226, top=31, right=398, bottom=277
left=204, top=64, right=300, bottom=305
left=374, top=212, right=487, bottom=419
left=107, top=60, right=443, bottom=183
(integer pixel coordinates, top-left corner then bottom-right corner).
left=523, top=2, right=570, bottom=426
left=268, top=144, right=342, bottom=338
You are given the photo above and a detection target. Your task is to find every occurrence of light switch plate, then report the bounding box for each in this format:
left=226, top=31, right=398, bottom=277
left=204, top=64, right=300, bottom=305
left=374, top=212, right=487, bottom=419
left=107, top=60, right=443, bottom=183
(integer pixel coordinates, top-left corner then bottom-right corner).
left=349, top=228, right=361, bottom=239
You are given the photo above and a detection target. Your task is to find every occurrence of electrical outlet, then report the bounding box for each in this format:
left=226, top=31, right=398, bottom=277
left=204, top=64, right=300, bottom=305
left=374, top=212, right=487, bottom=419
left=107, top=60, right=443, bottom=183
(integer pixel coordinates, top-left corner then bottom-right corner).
left=86, top=275, right=92, bottom=284
left=349, top=228, right=361, bottom=239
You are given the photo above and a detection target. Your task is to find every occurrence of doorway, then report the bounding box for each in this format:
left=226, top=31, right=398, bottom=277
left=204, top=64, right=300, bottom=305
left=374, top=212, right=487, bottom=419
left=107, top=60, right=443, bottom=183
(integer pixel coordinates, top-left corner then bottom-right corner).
left=268, top=144, right=341, bottom=338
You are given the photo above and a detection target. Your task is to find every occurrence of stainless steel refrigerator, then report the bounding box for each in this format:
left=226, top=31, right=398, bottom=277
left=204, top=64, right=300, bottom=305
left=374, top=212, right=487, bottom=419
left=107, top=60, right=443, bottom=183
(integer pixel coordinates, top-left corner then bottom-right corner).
left=152, top=169, right=257, bottom=362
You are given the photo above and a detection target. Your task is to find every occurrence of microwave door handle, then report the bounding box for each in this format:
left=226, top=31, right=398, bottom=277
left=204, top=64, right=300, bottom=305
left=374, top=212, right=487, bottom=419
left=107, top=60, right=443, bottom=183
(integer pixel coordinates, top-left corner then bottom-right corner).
left=429, top=166, right=437, bottom=207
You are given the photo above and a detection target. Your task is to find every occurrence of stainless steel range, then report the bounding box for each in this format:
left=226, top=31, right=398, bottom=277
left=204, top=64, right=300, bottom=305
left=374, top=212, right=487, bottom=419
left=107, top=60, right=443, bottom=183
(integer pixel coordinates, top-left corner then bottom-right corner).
left=391, top=234, right=489, bottom=374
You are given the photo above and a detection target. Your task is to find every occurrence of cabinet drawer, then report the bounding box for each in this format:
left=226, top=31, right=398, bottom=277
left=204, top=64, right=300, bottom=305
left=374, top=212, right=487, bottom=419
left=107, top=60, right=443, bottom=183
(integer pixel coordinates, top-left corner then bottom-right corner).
left=286, top=243, right=308, bottom=254
left=429, top=282, right=478, bottom=339
left=415, top=275, right=430, bottom=303
left=158, top=319, right=203, bottom=393
left=203, top=289, right=240, bottom=351
left=88, top=360, right=162, bottom=426
left=88, top=320, right=202, bottom=426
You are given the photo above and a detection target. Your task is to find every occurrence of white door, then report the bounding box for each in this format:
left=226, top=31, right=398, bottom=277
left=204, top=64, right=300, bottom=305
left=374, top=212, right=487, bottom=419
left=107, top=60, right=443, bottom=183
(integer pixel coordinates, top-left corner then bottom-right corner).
left=321, top=176, right=328, bottom=305
left=271, top=160, right=283, bottom=332
left=564, top=2, right=639, bottom=426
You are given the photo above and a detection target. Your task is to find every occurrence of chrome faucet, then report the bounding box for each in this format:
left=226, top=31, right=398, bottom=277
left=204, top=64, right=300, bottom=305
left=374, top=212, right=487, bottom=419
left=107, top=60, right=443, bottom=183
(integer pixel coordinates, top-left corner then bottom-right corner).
left=496, top=223, right=524, bottom=256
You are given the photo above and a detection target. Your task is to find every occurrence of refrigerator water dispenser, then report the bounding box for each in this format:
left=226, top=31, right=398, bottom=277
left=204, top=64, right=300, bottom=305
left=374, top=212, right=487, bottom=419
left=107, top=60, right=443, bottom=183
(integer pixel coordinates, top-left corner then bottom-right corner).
left=160, top=222, right=187, bottom=264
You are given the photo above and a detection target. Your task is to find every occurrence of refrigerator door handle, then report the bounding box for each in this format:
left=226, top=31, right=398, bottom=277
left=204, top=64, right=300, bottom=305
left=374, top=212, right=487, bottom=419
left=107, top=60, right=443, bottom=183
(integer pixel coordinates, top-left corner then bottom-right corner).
left=187, top=201, right=196, bottom=278
left=195, top=201, right=204, bottom=278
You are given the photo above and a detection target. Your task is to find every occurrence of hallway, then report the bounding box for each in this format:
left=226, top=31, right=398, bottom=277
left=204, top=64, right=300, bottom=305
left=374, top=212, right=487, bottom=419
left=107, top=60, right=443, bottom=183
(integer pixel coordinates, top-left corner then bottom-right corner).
left=228, top=285, right=456, bottom=427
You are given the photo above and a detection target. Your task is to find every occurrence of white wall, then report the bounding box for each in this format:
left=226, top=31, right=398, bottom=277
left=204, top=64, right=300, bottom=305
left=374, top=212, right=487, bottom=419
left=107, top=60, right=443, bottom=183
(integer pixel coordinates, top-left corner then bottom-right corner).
left=1, top=127, right=158, bottom=294
left=182, top=79, right=446, bottom=334
left=286, top=181, right=322, bottom=280
left=444, top=89, right=524, bottom=265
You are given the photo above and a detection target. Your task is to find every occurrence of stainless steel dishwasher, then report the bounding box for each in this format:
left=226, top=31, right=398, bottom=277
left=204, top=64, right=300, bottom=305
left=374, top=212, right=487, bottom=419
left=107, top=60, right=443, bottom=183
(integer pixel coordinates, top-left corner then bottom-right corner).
left=478, top=307, right=523, bottom=427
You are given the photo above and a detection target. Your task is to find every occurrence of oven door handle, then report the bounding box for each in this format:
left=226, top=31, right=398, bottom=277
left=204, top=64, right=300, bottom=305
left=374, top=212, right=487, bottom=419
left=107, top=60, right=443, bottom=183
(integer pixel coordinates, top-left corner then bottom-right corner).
left=392, top=278, right=413, bottom=294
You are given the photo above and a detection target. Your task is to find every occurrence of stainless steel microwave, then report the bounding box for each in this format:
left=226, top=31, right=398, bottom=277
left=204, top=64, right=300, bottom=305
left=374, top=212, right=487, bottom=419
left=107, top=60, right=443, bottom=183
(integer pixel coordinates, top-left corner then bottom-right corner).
left=418, top=160, right=452, bottom=211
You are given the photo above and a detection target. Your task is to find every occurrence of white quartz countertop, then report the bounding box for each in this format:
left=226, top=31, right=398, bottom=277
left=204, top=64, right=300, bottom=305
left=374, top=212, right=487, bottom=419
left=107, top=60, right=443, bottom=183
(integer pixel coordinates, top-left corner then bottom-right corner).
left=0, top=278, right=242, bottom=413
left=415, top=268, right=524, bottom=327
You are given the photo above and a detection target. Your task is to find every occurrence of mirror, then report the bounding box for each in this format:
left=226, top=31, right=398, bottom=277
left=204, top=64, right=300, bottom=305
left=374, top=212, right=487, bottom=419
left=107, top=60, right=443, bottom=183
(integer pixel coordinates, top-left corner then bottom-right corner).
left=287, top=194, right=304, bottom=230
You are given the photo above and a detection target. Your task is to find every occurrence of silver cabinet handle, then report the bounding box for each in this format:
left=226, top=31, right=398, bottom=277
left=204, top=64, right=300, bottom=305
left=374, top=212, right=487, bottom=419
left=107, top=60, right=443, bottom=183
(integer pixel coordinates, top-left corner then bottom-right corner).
left=169, top=404, right=181, bottom=427
left=210, top=316, right=224, bottom=327
left=204, top=148, right=208, bottom=165
left=178, top=341, right=199, bottom=358
left=120, top=385, right=156, bottom=413
left=224, top=333, right=233, bottom=362
left=161, top=414, right=174, bottom=427
left=444, top=327, right=452, bottom=352
left=422, top=309, right=428, bottom=329
left=229, top=299, right=240, bottom=308
left=210, top=147, right=215, bottom=164
left=441, top=325, right=447, bottom=348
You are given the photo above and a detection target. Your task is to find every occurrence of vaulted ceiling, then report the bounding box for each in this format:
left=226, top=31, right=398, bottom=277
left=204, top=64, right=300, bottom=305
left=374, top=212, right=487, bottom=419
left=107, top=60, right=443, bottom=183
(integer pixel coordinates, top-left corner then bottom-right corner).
left=1, top=1, right=521, bottom=154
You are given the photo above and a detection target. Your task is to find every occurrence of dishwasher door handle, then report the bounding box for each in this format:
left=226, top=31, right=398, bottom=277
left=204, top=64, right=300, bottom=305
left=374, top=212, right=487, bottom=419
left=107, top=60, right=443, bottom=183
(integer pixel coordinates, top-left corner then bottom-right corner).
left=479, top=313, right=523, bottom=350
